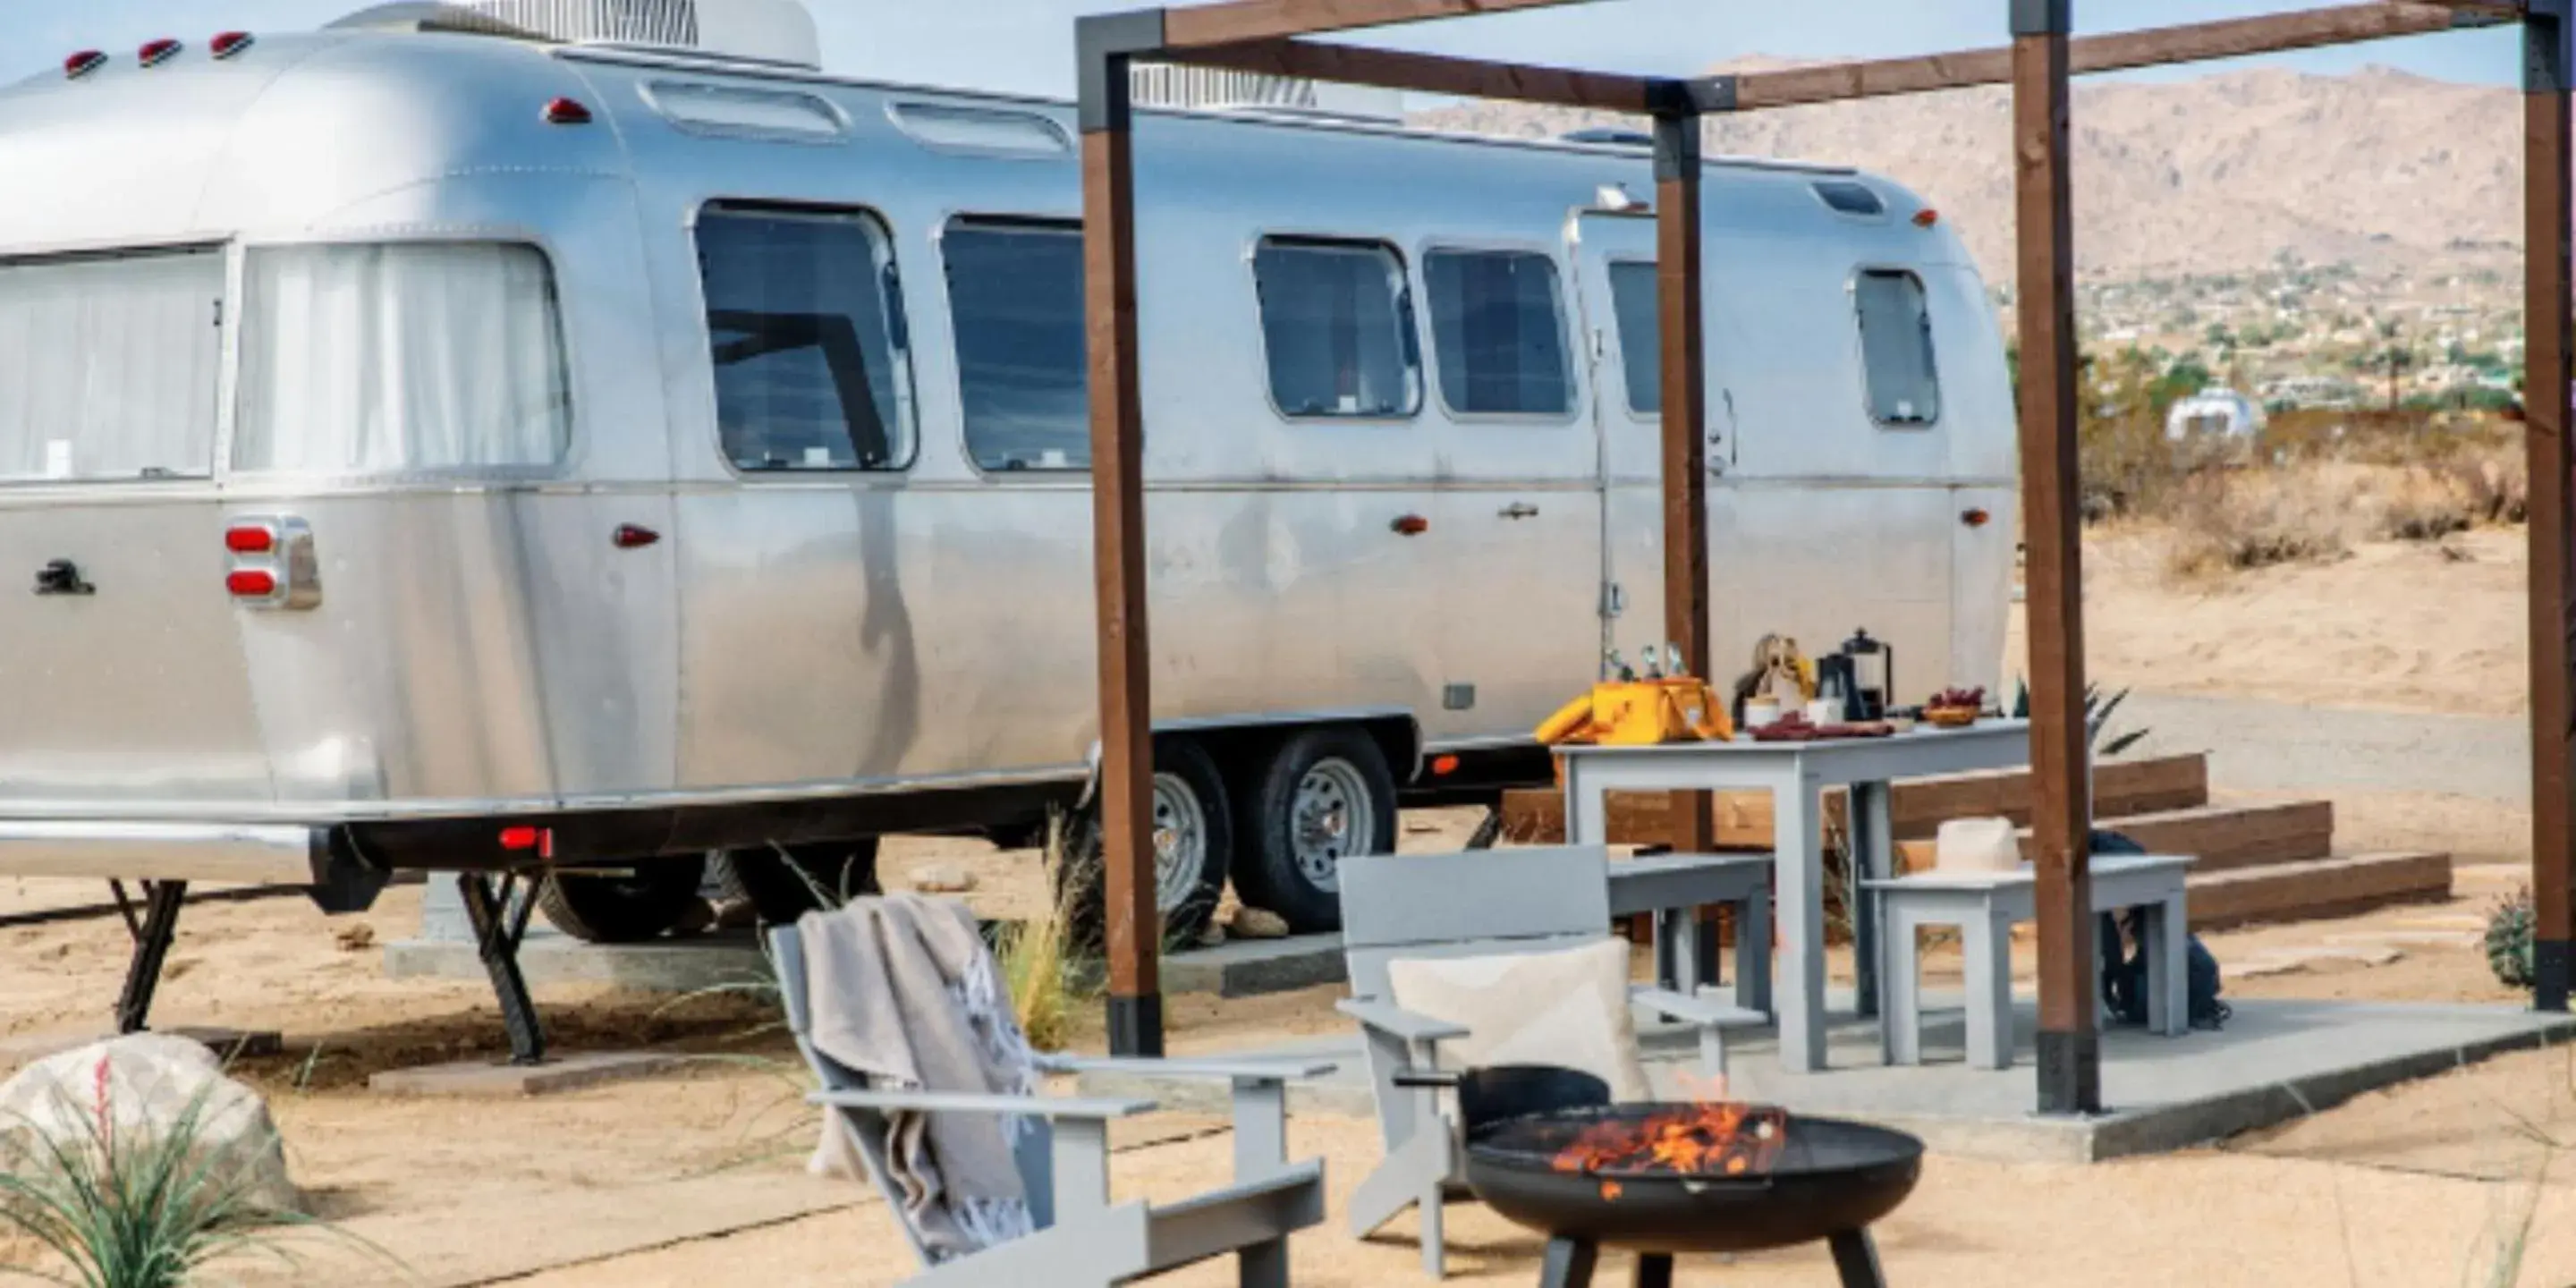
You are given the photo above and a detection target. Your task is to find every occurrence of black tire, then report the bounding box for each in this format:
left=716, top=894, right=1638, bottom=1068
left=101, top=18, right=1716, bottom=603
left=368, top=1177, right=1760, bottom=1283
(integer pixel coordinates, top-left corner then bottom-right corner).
left=1231, top=727, right=1397, bottom=935
left=1053, top=739, right=1233, bottom=953
left=536, top=853, right=709, bottom=945
left=730, top=839, right=883, bottom=925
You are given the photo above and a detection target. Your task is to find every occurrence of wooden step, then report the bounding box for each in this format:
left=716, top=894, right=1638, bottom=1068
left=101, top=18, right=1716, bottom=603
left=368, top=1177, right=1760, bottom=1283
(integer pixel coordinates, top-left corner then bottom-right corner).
left=1890, top=801, right=2335, bottom=875
left=2186, top=852, right=2453, bottom=931
left=1502, top=752, right=2209, bottom=849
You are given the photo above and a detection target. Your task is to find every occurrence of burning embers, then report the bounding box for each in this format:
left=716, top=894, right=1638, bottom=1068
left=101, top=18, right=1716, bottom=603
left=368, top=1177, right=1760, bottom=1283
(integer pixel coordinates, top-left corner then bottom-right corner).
left=1548, top=1100, right=1790, bottom=1196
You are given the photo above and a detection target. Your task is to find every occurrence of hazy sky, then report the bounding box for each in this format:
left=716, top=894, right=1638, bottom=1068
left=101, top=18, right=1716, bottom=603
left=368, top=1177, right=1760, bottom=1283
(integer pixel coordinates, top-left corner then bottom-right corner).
left=20, top=1, right=2525, bottom=97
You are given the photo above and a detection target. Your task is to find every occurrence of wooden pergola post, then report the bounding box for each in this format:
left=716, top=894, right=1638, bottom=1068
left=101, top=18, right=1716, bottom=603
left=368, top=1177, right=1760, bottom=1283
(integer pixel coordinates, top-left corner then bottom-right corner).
left=2528, top=0, right=2574, bottom=1014
left=1653, top=97, right=1721, bottom=971
left=2010, top=0, right=2099, bottom=1114
left=1079, top=9, right=1168, bottom=1056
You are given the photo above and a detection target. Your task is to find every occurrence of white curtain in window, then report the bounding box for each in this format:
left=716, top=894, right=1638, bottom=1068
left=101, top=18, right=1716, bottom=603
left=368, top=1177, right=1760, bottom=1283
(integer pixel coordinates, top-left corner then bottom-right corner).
left=236, top=242, right=572, bottom=473
left=0, top=250, right=222, bottom=482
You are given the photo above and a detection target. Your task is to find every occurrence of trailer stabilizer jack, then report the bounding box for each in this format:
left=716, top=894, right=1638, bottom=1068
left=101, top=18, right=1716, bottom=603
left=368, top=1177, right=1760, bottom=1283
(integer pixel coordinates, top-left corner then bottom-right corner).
left=112, top=879, right=188, bottom=1035
left=456, top=872, right=547, bottom=1067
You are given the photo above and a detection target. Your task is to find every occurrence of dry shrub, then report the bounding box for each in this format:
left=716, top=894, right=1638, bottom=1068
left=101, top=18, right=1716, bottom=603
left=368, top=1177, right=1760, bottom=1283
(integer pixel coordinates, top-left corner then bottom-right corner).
left=2162, top=470, right=2355, bottom=580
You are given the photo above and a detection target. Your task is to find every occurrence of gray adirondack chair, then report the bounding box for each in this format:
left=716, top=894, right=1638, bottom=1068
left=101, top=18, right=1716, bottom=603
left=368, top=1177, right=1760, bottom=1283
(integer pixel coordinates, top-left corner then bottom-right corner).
left=1336, top=846, right=1767, bottom=1279
left=771, top=922, right=1331, bottom=1287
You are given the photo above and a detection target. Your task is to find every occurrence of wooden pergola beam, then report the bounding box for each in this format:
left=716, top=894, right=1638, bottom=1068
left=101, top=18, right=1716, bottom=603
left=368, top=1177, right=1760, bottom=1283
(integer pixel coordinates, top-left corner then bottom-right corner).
left=1161, top=0, right=1595, bottom=48
left=1726, top=2, right=2515, bottom=110
left=1177, top=38, right=1665, bottom=113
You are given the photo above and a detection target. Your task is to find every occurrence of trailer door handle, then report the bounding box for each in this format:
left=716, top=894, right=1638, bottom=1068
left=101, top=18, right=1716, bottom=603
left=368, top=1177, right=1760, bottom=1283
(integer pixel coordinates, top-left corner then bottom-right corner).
left=32, top=559, right=93, bottom=597
left=1499, top=503, right=1540, bottom=521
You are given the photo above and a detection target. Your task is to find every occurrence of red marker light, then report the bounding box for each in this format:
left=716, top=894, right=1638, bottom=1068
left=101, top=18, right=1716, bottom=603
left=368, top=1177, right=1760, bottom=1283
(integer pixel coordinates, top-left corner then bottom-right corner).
left=210, top=31, right=253, bottom=59
left=225, top=569, right=277, bottom=597
left=498, top=826, right=545, bottom=852
left=1912, top=208, right=1941, bottom=228
left=1962, top=508, right=1992, bottom=529
left=1392, top=514, right=1430, bottom=537
left=612, top=523, right=661, bottom=549
left=1431, top=755, right=1461, bottom=776
left=139, top=38, right=182, bottom=68
left=64, top=50, right=107, bottom=79
left=225, top=525, right=275, bottom=554
left=542, top=97, right=593, bottom=125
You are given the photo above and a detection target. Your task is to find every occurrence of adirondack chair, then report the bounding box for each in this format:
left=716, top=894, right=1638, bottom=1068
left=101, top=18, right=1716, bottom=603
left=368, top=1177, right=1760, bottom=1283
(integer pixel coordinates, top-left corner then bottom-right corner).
left=770, top=921, right=1331, bottom=1287
left=1337, top=846, right=1767, bottom=1279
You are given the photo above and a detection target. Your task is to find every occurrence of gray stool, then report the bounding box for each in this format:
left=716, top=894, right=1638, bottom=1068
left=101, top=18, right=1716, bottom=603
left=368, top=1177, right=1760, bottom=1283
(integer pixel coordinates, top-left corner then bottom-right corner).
left=1866, top=852, right=2193, bottom=1070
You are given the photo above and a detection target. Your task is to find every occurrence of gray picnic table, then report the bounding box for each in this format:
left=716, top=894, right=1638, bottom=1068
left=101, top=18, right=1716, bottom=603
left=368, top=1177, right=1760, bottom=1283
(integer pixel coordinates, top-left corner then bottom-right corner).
left=1558, top=719, right=2033, bottom=1073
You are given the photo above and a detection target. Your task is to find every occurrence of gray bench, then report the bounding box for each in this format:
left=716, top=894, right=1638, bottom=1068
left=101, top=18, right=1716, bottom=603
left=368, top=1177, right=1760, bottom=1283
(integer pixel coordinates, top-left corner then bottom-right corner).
left=1606, top=850, right=1773, bottom=1013
left=1865, top=852, right=2193, bottom=1071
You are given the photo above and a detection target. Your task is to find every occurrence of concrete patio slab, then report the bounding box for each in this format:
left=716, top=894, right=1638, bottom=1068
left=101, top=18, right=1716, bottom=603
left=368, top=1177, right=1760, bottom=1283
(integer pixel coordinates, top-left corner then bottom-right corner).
left=1082, top=988, right=2576, bottom=1164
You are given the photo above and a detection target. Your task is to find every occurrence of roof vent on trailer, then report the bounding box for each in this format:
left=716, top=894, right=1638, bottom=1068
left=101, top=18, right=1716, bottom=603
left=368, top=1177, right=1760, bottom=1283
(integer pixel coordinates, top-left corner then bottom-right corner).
left=330, top=0, right=821, bottom=70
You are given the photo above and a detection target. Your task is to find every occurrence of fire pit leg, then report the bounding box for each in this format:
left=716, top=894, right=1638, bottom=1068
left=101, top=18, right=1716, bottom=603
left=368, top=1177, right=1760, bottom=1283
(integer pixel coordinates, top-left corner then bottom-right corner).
left=1631, top=1252, right=1674, bottom=1287
left=1829, top=1229, right=1887, bottom=1288
left=1538, top=1236, right=1598, bottom=1288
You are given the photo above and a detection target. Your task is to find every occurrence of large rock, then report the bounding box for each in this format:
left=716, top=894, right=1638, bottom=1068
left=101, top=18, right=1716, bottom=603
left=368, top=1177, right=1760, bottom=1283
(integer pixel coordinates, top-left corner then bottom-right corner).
left=0, top=1034, right=298, bottom=1214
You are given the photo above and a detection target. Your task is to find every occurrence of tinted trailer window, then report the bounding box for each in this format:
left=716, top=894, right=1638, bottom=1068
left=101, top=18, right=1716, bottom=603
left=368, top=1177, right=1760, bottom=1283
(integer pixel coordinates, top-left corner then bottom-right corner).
left=944, top=219, right=1088, bottom=472
left=1251, top=238, right=1419, bottom=419
left=698, top=206, right=915, bottom=472
left=0, top=250, right=222, bottom=482
left=1425, top=249, right=1572, bottom=417
left=1855, top=268, right=1940, bottom=427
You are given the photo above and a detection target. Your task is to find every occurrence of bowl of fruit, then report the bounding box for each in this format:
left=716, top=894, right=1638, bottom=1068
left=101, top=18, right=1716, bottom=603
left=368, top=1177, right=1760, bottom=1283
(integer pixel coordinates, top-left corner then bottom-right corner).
left=1923, top=686, right=1986, bottom=729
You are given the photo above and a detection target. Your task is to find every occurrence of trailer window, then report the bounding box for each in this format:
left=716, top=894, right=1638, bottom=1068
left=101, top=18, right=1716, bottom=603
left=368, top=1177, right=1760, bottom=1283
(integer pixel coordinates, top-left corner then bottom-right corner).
left=944, top=219, right=1087, bottom=471
left=1855, top=269, right=1940, bottom=426
left=236, top=242, right=571, bottom=472
left=0, top=250, right=221, bottom=482
left=1251, top=238, right=1419, bottom=419
left=1425, top=250, right=1572, bottom=417
left=1606, top=261, right=1661, bottom=416
left=698, top=206, right=915, bottom=472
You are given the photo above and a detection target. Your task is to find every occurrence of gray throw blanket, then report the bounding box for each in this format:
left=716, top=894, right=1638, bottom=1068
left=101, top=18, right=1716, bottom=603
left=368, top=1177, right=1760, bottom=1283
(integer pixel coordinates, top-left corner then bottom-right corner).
left=799, top=896, right=1039, bottom=1261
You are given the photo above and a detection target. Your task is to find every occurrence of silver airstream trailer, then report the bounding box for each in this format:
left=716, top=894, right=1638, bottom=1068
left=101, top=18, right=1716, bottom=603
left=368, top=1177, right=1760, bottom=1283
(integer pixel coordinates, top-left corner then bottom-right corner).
left=0, top=1, right=2017, bottom=952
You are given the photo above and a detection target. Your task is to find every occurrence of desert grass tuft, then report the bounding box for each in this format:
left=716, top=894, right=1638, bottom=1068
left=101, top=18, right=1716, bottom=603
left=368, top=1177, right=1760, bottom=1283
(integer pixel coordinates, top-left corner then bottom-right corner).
left=0, top=1059, right=399, bottom=1288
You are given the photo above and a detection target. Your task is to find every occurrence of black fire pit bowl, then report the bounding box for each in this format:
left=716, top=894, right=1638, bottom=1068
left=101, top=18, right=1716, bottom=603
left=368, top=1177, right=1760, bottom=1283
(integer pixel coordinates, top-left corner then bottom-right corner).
left=1464, top=1105, right=1925, bottom=1256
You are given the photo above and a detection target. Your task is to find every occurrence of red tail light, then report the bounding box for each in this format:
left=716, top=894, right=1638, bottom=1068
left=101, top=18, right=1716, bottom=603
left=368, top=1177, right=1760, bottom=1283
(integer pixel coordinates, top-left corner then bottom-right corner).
left=225, top=569, right=277, bottom=598
left=210, top=31, right=253, bottom=59
left=138, top=38, right=182, bottom=68
left=543, top=97, right=593, bottom=125
left=64, top=51, right=106, bottom=79
left=498, top=826, right=553, bottom=857
left=224, top=524, right=275, bottom=554
left=1430, top=755, right=1461, bottom=776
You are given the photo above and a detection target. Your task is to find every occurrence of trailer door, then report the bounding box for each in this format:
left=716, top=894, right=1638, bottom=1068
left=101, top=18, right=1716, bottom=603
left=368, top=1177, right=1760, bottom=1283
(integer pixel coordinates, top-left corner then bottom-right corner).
left=1568, top=212, right=1692, bottom=665
left=0, top=248, right=271, bottom=806
left=1422, top=242, right=1605, bottom=741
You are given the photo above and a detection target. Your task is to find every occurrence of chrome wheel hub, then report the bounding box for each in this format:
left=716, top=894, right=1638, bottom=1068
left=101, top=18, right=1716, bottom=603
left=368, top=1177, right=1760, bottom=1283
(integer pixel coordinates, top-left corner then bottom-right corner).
left=1291, top=758, right=1374, bottom=892
left=1150, top=772, right=1208, bottom=914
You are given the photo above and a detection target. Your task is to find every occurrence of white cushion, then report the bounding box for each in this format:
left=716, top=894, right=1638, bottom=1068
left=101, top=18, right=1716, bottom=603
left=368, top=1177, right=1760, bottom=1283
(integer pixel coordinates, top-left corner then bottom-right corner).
left=1385, top=939, right=1651, bottom=1103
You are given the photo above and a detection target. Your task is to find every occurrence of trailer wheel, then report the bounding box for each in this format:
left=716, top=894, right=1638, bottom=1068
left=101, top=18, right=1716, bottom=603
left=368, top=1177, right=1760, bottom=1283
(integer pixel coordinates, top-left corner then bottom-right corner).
left=1231, top=727, right=1397, bottom=935
left=730, top=839, right=882, bottom=925
left=537, top=853, right=709, bottom=945
left=1054, top=739, right=1232, bottom=953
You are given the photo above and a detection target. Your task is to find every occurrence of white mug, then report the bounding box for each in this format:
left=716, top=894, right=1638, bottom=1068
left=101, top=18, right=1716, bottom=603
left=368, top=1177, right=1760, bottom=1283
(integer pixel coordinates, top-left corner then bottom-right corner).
left=1745, top=699, right=1783, bottom=727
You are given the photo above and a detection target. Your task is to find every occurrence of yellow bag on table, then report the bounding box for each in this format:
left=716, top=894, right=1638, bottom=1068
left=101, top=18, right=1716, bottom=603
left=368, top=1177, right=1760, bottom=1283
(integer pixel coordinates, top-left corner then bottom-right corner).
left=1536, top=677, right=1734, bottom=749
